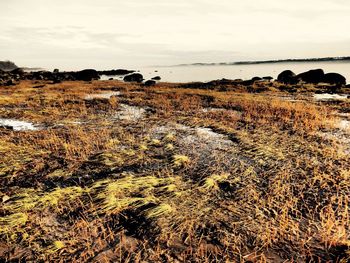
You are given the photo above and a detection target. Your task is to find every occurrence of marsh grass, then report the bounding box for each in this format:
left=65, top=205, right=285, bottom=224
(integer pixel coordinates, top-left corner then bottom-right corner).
left=0, top=80, right=349, bottom=262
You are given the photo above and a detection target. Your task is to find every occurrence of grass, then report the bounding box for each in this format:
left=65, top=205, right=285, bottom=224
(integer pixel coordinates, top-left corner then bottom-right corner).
left=0, top=79, right=349, bottom=262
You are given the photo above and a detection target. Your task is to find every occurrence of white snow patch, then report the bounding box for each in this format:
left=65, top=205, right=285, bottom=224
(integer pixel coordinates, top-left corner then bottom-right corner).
left=196, top=127, right=228, bottom=140
left=314, top=93, right=348, bottom=101
left=0, top=119, right=40, bottom=131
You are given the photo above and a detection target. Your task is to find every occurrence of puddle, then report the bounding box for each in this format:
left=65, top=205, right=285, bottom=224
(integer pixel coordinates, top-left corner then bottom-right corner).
left=85, top=91, right=120, bottom=100
left=147, top=122, right=249, bottom=179
left=314, top=93, right=349, bottom=101
left=0, top=119, right=40, bottom=131
left=115, top=104, right=146, bottom=121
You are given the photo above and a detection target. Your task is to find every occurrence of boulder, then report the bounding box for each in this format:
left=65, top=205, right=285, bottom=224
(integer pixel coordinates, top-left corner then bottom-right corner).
left=277, top=70, right=297, bottom=84
left=144, top=80, right=156, bottom=86
left=74, top=69, right=100, bottom=81
left=322, top=73, right=346, bottom=86
left=11, top=68, right=25, bottom=75
left=52, top=78, right=62, bottom=84
left=53, top=69, right=59, bottom=73
left=251, top=77, right=262, bottom=82
left=151, top=76, right=161, bottom=81
left=99, top=69, right=135, bottom=76
left=296, top=69, right=324, bottom=84
left=241, top=80, right=254, bottom=86
left=123, top=73, right=143, bottom=83
left=263, top=76, right=273, bottom=81
left=5, top=79, right=14, bottom=86
left=32, top=71, right=54, bottom=80
left=0, top=124, right=14, bottom=130
left=59, top=73, right=75, bottom=81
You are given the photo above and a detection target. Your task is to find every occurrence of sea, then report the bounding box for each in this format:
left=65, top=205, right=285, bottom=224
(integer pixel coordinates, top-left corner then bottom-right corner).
left=101, top=61, right=350, bottom=83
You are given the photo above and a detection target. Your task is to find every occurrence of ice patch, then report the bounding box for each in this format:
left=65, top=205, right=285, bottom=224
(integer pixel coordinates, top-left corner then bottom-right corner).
left=0, top=119, right=40, bottom=131
left=85, top=91, right=120, bottom=100
left=314, top=93, right=348, bottom=101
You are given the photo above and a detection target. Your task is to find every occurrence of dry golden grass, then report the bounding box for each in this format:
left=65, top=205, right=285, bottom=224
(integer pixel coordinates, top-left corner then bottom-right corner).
left=0, top=79, right=349, bottom=262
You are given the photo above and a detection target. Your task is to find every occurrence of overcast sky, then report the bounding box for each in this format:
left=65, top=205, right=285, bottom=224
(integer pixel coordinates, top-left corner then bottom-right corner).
left=1, top=0, right=350, bottom=70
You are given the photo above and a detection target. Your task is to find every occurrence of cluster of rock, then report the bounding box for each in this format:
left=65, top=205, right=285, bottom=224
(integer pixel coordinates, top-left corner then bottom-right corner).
left=180, top=77, right=273, bottom=89
left=0, top=67, right=161, bottom=87
left=277, top=69, right=346, bottom=86
left=122, top=73, right=161, bottom=86
left=2, top=65, right=345, bottom=89
left=0, top=68, right=102, bottom=86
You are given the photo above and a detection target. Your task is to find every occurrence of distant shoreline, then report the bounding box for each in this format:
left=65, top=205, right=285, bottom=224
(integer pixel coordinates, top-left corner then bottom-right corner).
left=174, top=56, right=350, bottom=67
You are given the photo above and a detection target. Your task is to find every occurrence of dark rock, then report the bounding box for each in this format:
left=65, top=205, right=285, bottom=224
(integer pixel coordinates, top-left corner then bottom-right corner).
left=251, top=76, right=262, bottom=82
left=98, top=69, right=135, bottom=76
left=124, top=73, right=143, bottom=83
left=5, top=79, right=14, bottom=86
left=346, top=84, right=350, bottom=88
left=263, top=76, right=273, bottom=81
left=241, top=80, right=254, bottom=86
left=36, top=74, right=44, bottom=80
left=277, top=70, right=297, bottom=84
left=74, top=69, right=100, bottom=81
left=144, top=80, right=156, bottom=86
left=11, top=68, right=25, bottom=75
left=151, top=76, right=161, bottom=81
left=180, top=78, right=241, bottom=89
left=60, top=73, right=75, bottom=81
left=296, top=69, right=324, bottom=84
left=53, top=69, right=59, bottom=73
left=109, top=78, right=114, bottom=80
left=52, top=78, right=62, bottom=84
left=0, top=124, right=14, bottom=130
left=32, top=71, right=53, bottom=80
left=322, top=73, right=346, bottom=86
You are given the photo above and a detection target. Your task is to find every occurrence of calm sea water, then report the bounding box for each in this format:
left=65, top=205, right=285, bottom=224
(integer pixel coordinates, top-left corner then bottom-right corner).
left=130, top=61, right=350, bottom=83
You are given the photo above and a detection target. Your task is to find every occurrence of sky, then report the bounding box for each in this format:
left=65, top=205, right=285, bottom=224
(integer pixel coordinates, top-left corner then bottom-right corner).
left=0, top=0, right=350, bottom=70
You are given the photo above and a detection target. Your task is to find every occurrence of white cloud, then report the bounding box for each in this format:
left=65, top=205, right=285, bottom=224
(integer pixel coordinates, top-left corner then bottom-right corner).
left=0, top=0, right=349, bottom=69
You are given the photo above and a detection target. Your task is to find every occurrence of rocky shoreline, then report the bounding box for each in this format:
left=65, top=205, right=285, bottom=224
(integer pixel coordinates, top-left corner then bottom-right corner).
left=0, top=66, right=348, bottom=91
